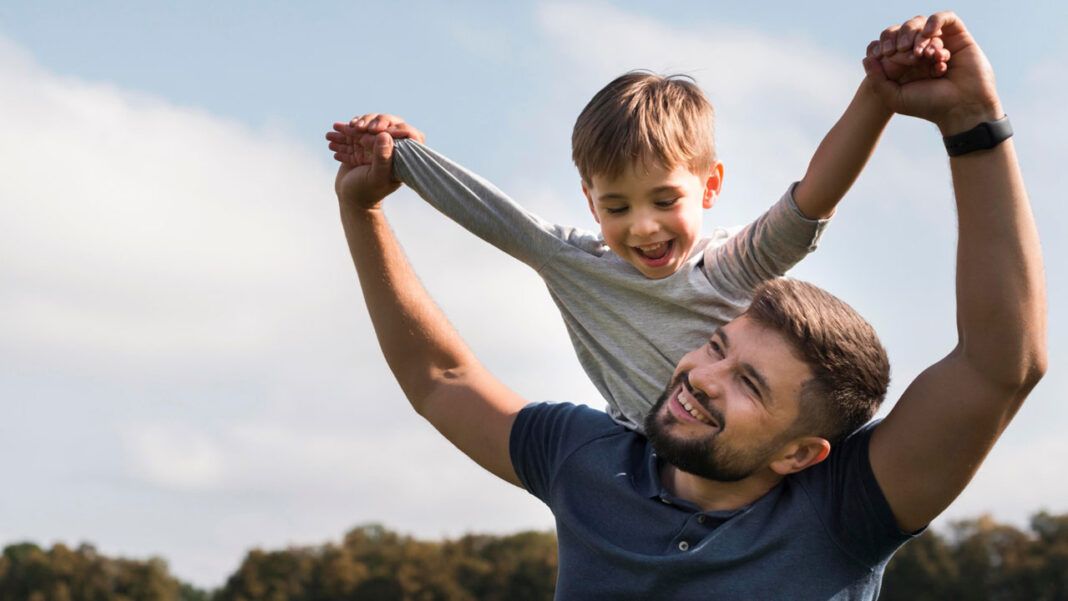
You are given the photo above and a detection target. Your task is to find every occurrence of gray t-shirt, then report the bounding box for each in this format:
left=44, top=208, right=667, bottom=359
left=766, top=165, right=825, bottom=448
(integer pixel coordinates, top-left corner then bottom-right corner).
left=392, top=139, right=829, bottom=431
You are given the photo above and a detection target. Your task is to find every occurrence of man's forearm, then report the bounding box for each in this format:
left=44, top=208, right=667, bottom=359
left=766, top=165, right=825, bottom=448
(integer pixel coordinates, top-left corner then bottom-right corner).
left=341, top=204, right=479, bottom=409
left=793, top=82, right=893, bottom=219
left=949, top=135, right=1047, bottom=390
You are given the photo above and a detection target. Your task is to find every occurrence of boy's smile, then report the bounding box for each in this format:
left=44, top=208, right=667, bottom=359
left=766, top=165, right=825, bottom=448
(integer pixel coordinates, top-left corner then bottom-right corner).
left=584, top=161, right=723, bottom=279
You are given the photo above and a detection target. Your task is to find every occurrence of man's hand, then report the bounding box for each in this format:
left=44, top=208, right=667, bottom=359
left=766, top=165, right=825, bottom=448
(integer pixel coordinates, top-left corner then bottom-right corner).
left=863, top=12, right=1002, bottom=134
left=326, top=115, right=426, bottom=212
left=331, top=131, right=399, bottom=213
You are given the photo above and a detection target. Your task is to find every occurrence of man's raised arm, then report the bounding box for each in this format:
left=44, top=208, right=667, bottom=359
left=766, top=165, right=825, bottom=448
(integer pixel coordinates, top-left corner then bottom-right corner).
left=864, top=13, right=1048, bottom=533
left=335, top=131, right=527, bottom=486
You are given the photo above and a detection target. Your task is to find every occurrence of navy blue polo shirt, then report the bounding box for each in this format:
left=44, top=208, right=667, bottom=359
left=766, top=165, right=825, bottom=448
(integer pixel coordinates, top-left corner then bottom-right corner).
left=510, top=402, right=917, bottom=600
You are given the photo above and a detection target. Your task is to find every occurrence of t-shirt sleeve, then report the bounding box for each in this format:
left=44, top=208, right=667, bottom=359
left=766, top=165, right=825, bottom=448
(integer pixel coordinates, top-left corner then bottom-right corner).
left=391, top=139, right=604, bottom=268
left=798, top=421, right=921, bottom=567
left=509, top=402, right=617, bottom=503
left=701, top=183, right=829, bottom=297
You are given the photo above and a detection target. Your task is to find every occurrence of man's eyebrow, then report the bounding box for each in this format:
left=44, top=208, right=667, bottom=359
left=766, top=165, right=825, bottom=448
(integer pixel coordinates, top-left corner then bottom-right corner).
left=715, top=329, right=773, bottom=404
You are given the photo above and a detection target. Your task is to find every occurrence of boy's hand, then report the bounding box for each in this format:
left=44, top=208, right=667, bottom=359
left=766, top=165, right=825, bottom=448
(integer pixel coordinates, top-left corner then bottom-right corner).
left=327, top=114, right=425, bottom=167
left=868, top=15, right=950, bottom=84
left=333, top=132, right=400, bottom=213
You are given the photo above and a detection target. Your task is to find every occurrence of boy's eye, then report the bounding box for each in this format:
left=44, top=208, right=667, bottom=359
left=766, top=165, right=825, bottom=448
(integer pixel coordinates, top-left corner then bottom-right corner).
left=604, top=206, right=628, bottom=215
left=655, top=197, right=680, bottom=208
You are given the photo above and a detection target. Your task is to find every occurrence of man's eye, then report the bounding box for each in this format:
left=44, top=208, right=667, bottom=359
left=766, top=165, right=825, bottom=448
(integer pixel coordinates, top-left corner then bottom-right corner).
left=742, top=377, right=760, bottom=396
left=708, top=341, right=722, bottom=356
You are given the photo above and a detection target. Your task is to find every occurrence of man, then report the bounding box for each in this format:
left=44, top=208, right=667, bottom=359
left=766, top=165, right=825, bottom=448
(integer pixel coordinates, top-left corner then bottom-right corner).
left=335, top=13, right=1046, bottom=599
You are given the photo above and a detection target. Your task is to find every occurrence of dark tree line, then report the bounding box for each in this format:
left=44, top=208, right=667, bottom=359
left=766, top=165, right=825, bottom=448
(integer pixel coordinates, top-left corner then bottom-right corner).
left=3, top=511, right=1066, bottom=600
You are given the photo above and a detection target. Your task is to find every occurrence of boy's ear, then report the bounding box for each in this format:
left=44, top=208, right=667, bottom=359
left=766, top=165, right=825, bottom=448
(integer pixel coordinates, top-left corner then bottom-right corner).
left=768, top=436, right=831, bottom=476
left=702, top=162, right=725, bottom=209
left=582, top=181, right=601, bottom=224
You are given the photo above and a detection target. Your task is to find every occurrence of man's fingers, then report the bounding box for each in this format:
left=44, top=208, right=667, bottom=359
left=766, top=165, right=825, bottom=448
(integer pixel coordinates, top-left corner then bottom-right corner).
left=369, top=132, right=395, bottom=181
left=866, top=40, right=880, bottom=58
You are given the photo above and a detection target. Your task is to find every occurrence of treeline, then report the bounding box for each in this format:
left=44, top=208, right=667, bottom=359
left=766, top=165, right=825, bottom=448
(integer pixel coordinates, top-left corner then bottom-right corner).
left=2, top=511, right=1065, bottom=600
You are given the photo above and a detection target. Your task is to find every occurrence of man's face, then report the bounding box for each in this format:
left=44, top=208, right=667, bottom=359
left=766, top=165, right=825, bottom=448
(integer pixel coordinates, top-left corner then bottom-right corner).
left=645, top=315, right=814, bottom=481
left=584, top=161, right=723, bottom=279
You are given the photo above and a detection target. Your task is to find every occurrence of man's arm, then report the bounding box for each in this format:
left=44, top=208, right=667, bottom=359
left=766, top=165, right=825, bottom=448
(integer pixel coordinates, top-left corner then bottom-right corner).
left=793, top=16, right=949, bottom=219
left=864, top=13, right=1048, bottom=533
left=336, top=131, right=527, bottom=486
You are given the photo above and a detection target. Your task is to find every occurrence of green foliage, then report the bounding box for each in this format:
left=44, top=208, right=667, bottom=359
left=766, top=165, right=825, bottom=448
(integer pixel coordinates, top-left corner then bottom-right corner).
left=883, top=511, right=1068, bottom=600
left=214, top=524, right=557, bottom=601
left=6, top=511, right=1068, bottom=600
left=0, top=541, right=210, bottom=601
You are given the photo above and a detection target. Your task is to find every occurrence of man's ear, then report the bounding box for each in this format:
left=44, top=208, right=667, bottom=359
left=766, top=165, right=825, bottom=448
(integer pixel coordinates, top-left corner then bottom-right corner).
left=769, top=436, right=831, bottom=476
left=703, top=162, right=725, bottom=209
left=583, top=181, right=601, bottom=224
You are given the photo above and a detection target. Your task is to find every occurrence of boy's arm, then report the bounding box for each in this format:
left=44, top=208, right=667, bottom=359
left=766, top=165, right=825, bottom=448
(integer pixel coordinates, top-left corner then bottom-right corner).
left=337, top=132, right=527, bottom=486
left=792, top=15, right=947, bottom=219
left=330, top=116, right=599, bottom=269
left=791, top=82, right=892, bottom=219
left=863, top=13, right=1046, bottom=533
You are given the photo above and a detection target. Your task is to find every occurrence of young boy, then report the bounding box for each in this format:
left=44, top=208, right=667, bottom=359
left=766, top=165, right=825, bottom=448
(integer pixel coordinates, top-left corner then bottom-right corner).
left=327, top=39, right=948, bottom=433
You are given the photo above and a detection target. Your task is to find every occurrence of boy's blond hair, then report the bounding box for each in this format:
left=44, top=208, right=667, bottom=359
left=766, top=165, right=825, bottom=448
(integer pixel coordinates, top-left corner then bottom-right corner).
left=571, top=71, right=716, bottom=184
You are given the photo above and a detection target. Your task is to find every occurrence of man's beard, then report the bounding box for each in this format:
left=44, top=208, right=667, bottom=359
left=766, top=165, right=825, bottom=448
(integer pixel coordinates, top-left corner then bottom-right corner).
left=644, top=374, right=776, bottom=482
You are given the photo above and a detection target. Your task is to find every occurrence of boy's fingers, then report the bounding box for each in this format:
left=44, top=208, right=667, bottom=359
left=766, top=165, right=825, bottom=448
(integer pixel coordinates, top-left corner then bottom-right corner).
left=866, top=40, right=880, bottom=58
left=879, top=25, right=900, bottom=56
left=897, top=15, right=925, bottom=54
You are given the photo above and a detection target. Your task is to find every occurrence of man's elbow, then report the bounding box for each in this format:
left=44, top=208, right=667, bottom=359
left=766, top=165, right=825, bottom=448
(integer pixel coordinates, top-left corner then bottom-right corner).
left=404, top=366, right=474, bottom=418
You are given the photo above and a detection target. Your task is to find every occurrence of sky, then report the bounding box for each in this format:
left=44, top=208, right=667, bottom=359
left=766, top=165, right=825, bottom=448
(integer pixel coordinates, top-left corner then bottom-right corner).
left=1, top=0, right=1066, bottom=589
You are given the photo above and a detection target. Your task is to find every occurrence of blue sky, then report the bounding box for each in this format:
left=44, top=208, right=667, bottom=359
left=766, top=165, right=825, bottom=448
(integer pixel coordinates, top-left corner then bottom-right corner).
left=2, top=1, right=1066, bottom=588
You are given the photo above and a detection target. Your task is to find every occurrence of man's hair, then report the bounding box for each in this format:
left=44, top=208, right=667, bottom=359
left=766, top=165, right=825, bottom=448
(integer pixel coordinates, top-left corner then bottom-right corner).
left=571, top=71, right=716, bottom=184
left=745, top=279, right=891, bottom=445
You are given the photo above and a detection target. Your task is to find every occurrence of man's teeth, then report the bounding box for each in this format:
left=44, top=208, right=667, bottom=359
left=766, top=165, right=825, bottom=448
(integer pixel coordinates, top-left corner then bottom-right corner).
left=680, top=396, right=712, bottom=425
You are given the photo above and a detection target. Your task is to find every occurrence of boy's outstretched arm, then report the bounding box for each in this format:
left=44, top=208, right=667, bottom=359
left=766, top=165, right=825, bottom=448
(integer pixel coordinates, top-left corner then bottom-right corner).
left=336, top=132, right=527, bottom=486
left=792, top=15, right=948, bottom=219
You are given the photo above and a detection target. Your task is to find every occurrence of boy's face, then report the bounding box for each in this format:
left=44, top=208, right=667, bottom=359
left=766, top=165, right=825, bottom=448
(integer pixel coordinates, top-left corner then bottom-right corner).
left=583, top=161, right=723, bottom=279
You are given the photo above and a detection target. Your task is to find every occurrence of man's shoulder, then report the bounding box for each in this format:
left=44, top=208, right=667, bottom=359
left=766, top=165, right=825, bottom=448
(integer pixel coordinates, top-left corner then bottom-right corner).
left=513, top=401, right=628, bottom=445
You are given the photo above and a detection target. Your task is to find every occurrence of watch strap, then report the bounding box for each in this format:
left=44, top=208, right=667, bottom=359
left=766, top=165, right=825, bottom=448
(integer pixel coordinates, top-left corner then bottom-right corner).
left=943, top=115, right=1013, bottom=157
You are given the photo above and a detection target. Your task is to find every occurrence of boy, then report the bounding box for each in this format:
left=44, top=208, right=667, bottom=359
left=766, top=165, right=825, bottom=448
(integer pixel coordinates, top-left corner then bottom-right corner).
left=327, top=34, right=948, bottom=433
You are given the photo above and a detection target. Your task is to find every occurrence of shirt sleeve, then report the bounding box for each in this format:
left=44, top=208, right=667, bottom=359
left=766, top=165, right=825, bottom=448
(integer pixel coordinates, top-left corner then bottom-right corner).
left=701, top=183, right=830, bottom=297
left=391, top=139, right=605, bottom=269
left=798, top=421, right=921, bottom=567
left=509, top=402, right=618, bottom=503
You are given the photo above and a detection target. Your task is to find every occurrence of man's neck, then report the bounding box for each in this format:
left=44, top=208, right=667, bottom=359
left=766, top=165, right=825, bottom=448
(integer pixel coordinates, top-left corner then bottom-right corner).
left=659, top=463, right=783, bottom=512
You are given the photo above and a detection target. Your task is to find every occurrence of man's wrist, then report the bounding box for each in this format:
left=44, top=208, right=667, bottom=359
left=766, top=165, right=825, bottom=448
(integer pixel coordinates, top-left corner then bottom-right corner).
left=935, top=101, right=1005, bottom=136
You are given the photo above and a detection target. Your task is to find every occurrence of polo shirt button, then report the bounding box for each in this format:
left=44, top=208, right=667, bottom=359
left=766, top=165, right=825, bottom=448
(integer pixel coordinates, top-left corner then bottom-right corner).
left=678, top=541, right=690, bottom=551
left=697, top=515, right=706, bottom=524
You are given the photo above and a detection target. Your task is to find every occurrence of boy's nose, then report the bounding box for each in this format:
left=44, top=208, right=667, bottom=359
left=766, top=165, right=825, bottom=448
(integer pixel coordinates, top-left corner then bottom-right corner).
left=629, top=213, right=660, bottom=238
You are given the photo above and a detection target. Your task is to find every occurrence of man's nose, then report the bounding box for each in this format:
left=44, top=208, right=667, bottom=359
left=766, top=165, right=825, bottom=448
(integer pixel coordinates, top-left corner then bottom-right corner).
left=687, top=364, right=726, bottom=400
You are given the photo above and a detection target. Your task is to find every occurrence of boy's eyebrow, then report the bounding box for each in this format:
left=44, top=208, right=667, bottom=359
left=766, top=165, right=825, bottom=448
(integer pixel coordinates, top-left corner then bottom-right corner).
left=715, top=329, right=773, bottom=405
left=597, top=184, right=687, bottom=202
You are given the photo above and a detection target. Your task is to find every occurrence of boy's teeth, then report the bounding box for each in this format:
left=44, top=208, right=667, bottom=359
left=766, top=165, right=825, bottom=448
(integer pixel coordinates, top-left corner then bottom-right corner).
left=638, top=241, right=670, bottom=259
